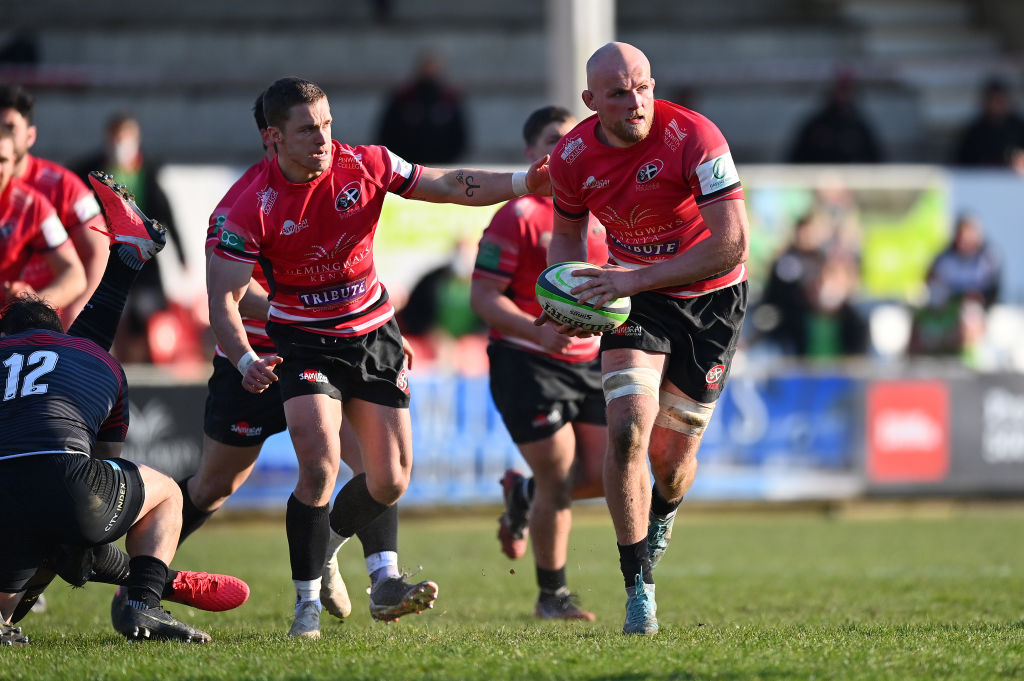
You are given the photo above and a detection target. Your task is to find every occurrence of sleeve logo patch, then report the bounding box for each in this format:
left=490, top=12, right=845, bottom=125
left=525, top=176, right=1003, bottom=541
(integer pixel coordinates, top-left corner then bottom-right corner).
left=696, top=153, right=740, bottom=195
left=475, top=242, right=502, bottom=270
left=219, top=228, right=245, bottom=252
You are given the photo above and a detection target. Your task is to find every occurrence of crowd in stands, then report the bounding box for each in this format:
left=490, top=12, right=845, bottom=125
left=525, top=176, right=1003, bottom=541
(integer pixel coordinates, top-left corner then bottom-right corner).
left=2, top=56, right=1020, bottom=370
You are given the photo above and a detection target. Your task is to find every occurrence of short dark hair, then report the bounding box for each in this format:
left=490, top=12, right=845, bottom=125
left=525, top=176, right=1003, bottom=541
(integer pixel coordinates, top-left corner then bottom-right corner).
left=522, top=106, right=573, bottom=146
left=0, top=295, right=64, bottom=335
left=262, top=78, right=326, bottom=129
left=253, top=90, right=268, bottom=131
left=0, top=84, right=34, bottom=124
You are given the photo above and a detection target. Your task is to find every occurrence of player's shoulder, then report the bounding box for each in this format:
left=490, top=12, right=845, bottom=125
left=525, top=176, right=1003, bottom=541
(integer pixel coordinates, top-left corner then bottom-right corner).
left=657, top=100, right=725, bottom=141
left=2, top=329, right=113, bottom=363
left=551, top=116, right=598, bottom=173
left=227, top=162, right=277, bottom=219
left=7, top=176, right=56, bottom=214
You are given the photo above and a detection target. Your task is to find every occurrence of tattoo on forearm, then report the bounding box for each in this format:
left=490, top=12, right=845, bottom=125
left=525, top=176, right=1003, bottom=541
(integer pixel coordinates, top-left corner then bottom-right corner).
left=454, top=170, right=480, bottom=197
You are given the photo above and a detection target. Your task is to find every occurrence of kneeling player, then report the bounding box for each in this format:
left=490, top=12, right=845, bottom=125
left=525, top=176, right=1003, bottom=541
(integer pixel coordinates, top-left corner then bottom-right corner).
left=0, top=174, right=248, bottom=643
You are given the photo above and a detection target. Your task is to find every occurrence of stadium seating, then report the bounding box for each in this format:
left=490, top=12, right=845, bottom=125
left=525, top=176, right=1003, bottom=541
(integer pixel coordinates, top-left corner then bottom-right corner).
left=3, top=0, right=1021, bottom=165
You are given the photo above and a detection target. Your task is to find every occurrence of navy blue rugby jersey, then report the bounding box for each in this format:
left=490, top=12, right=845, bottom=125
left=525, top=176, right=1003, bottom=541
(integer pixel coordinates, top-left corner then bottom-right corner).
left=0, top=330, right=128, bottom=459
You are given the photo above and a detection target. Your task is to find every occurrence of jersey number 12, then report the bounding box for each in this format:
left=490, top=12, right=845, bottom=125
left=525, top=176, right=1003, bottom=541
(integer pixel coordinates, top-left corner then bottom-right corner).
left=3, top=350, right=59, bottom=401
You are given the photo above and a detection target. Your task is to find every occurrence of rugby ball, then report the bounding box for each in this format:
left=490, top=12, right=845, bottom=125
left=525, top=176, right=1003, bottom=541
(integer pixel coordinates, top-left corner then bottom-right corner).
left=536, top=261, right=630, bottom=333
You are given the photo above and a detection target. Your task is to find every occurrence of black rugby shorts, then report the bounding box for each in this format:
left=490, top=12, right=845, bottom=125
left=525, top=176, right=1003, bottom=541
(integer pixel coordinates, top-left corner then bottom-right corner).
left=204, top=355, right=287, bottom=446
left=0, top=453, right=143, bottom=592
left=266, top=319, right=410, bottom=408
left=487, top=341, right=605, bottom=444
left=600, top=282, right=747, bottom=403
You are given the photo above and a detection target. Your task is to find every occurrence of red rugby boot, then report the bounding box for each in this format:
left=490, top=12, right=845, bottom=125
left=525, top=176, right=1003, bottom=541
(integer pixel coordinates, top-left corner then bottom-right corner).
left=166, top=570, right=250, bottom=612
left=88, top=171, right=167, bottom=261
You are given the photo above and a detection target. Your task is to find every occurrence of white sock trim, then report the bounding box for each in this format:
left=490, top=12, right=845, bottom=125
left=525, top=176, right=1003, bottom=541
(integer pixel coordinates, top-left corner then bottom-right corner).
left=294, top=577, right=323, bottom=602
left=366, top=551, right=399, bottom=580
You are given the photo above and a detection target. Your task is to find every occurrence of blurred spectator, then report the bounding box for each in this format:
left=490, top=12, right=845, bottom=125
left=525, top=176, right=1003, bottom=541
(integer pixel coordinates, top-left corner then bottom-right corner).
left=787, top=73, right=883, bottom=164
left=755, top=212, right=868, bottom=357
left=0, top=31, right=39, bottom=65
left=909, top=214, right=1001, bottom=358
left=399, top=236, right=485, bottom=367
left=377, top=51, right=468, bottom=164
left=926, top=213, right=1001, bottom=308
left=69, top=113, right=186, bottom=362
left=951, top=78, right=1024, bottom=171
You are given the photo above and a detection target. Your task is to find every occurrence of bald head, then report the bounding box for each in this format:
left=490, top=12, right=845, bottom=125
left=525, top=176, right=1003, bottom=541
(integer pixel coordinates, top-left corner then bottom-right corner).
left=582, top=42, right=656, bottom=147
left=585, top=42, right=651, bottom=90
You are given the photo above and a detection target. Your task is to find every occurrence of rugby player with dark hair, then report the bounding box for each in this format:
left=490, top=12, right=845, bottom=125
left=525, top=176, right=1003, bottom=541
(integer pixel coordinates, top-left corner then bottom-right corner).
left=208, top=76, right=550, bottom=638
left=0, top=176, right=248, bottom=644
left=180, top=90, right=420, bottom=625
left=0, top=125, right=86, bottom=316
left=0, top=84, right=109, bottom=324
left=471, top=105, right=607, bottom=621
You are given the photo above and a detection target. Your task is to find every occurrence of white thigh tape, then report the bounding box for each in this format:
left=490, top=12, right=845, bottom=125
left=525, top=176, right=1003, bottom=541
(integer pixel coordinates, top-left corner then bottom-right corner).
left=653, top=390, right=716, bottom=438
left=601, top=367, right=662, bottom=403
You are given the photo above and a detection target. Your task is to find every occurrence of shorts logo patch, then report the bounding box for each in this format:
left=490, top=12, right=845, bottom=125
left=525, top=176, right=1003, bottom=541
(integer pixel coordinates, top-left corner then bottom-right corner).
left=531, top=408, right=561, bottom=429
left=396, top=367, right=410, bottom=394
left=610, top=322, right=643, bottom=337
left=705, top=364, right=725, bottom=389
left=299, top=369, right=329, bottom=384
left=104, top=481, right=127, bottom=533
left=230, top=421, right=263, bottom=437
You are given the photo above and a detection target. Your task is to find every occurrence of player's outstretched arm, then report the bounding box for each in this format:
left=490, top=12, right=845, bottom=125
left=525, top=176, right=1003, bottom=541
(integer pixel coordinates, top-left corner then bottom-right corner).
left=408, top=155, right=550, bottom=206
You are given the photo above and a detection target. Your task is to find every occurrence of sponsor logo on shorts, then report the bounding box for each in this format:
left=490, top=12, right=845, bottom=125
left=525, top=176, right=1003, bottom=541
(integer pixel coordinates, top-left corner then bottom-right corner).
left=396, top=367, right=410, bottom=394
left=560, top=136, right=586, bottom=165
left=582, top=176, right=610, bottom=190
left=705, top=364, right=725, bottom=390
left=335, top=182, right=362, bottom=212
left=299, top=369, right=329, bottom=384
left=531, top=408, right=561, bottom=429
left=257, top=186, right=278, bottom=214
left=281, top=218, right=309, bottom=236
left=297, top=279, right=367, bottom=307
left=104, top=481, right=127, bottom=533
left=610, top=323, right=643, bottom=337
left=663, top=119, right=687, bottom=151
left=230, top=421, right=263, bottom=437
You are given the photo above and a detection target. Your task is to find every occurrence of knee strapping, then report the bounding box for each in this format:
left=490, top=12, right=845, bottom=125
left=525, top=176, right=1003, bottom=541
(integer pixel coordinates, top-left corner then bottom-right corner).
left=653, top=391, right=716, bottom=438
left=602, top=367, right=662, bottom=404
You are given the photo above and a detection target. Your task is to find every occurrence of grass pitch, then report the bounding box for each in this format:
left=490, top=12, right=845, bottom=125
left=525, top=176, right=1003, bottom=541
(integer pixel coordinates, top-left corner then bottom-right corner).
left=3, top=504, right=1023, bottom=680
